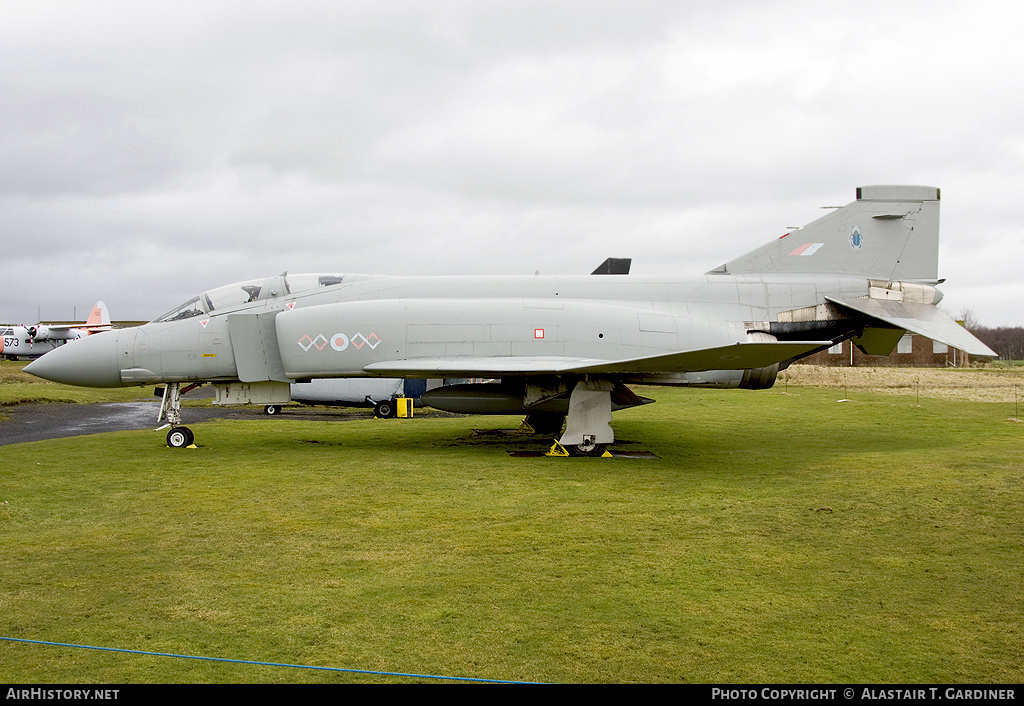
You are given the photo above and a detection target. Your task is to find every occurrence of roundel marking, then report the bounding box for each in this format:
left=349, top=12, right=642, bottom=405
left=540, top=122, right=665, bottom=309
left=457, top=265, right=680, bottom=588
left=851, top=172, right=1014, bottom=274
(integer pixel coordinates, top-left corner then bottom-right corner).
left=330, top=333, right=350, bottom=352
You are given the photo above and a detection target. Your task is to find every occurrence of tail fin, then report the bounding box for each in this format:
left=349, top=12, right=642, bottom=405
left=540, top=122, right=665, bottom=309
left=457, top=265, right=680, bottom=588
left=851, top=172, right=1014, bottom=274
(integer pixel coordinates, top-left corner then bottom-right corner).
left=711, top=185, right=941, bottom=282
left=84, top=301, right=111, bottom=328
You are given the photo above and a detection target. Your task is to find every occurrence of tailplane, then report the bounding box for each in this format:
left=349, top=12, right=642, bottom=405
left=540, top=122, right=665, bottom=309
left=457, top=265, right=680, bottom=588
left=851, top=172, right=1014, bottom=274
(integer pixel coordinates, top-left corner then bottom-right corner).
left=712, top=185, right=941, bottom=282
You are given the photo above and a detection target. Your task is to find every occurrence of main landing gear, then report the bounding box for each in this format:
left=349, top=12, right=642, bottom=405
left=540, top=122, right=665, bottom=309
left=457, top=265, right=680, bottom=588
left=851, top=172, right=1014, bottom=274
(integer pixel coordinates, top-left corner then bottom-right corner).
left=158, top=382, right=199, bottom=448
left=552, top=379, right=615, bottom=457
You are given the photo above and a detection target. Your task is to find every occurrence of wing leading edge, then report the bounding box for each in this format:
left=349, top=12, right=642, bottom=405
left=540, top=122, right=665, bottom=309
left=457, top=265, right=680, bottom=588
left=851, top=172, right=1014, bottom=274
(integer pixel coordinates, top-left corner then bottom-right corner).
left=362, top=340, right=831, bottom=378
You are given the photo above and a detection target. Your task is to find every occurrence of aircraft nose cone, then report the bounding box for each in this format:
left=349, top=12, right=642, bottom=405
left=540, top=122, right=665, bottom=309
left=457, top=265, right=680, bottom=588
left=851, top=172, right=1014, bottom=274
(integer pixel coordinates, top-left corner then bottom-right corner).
left=23, top=330, right=122, bottom=387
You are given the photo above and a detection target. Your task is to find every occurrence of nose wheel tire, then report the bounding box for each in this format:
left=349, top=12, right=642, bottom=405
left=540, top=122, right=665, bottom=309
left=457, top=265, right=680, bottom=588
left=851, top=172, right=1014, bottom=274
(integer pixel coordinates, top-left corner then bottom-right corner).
left=264, top=405, right=282, bottom=415
left=166, top=427, right=194, bottom=448
left=373, top=400, right=395, bottom=418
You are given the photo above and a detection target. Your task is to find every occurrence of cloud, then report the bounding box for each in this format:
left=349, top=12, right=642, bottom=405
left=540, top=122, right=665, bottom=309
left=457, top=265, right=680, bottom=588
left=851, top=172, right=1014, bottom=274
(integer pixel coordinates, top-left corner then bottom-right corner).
left=2, top=1, right=1023, bottom=326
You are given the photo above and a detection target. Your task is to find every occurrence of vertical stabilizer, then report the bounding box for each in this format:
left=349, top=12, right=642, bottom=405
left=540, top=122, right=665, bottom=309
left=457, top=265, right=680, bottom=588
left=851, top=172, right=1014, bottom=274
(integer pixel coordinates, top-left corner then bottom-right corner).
left=85, top=301, right=111, bottom=328
left=713, top=186, right=941, bottom=281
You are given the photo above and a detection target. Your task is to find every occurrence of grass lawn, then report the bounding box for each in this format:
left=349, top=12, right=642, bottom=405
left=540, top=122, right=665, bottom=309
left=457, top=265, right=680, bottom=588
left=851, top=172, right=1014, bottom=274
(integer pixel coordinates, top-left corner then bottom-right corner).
left=0, top=372, right=1021, bottom=683
left=0, top=360, right=153, bottom=407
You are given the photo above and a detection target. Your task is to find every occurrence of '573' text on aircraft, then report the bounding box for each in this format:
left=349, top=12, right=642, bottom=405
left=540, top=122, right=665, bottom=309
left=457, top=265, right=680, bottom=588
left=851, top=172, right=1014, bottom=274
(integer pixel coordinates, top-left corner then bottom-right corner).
left=26, top=186, right=995, bottom=454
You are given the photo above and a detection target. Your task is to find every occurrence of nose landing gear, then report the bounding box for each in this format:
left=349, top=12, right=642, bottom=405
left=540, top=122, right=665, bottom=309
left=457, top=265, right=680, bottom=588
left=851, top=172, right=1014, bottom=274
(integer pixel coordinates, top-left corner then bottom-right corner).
left=158, top=382, right=200, bottom=448
left=166, top=426, right=195, bottom=448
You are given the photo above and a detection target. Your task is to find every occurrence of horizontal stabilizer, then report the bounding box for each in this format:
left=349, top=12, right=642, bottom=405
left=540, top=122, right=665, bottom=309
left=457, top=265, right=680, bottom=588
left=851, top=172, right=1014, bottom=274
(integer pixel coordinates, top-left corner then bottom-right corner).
left=362, top=341, right=831, bottom=378
left=37, top=301, right=112, bottom=335
left=826, top=296, right=996, bottom=357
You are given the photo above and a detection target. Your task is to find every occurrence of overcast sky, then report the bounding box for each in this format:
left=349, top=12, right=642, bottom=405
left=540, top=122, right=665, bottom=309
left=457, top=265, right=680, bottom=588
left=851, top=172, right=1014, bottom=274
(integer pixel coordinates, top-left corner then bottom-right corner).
left=3, top=1, right=1023, bottom=327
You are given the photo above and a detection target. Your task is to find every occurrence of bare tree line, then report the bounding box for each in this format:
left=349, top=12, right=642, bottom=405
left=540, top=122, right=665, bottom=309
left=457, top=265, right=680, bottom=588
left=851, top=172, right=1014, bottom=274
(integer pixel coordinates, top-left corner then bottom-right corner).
left=959, top=308, right=1024, bottom=361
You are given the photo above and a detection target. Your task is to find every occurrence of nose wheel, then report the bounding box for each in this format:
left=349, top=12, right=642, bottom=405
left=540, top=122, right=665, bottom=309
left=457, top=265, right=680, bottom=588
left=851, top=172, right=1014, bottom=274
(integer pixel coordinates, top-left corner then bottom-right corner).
left=166, top=426, right=194, bottom=448
left=159, top=382, right=200, bottom=448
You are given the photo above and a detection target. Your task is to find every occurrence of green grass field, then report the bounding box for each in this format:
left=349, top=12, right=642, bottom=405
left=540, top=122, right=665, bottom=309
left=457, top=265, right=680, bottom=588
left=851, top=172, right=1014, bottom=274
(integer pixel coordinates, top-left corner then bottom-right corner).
left=0, top=369, right=1021, bottom=683
left=0, top=360, right=154, bottom=407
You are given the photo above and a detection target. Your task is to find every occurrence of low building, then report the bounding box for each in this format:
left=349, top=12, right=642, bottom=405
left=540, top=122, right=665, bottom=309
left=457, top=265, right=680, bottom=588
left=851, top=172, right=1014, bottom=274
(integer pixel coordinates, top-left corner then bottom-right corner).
left=797, top=333, right=972, bottom=367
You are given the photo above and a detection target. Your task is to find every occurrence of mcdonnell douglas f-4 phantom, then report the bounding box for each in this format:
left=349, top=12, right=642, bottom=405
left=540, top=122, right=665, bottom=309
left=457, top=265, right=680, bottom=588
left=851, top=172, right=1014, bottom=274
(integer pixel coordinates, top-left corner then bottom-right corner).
left=26, top=186, right=995, bottom=453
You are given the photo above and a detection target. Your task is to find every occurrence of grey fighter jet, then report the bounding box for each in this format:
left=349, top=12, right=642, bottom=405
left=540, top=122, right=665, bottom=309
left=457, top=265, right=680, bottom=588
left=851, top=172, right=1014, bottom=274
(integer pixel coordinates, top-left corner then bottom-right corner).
left=25, top=186, right=995, bottom=454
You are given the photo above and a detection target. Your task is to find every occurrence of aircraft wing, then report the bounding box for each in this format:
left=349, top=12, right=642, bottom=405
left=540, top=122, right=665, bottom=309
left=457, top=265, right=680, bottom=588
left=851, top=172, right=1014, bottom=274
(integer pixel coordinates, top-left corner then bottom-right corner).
left=363, top=357, right=608, bottom=376
left=826, top=296, right=996, bottom=357
left=362, top=341, right=830, bottom=377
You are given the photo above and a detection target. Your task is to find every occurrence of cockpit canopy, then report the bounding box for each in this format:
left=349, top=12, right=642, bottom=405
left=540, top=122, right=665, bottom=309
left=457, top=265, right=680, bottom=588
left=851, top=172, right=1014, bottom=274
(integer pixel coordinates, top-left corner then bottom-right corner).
left=152, top=273, right=347, bottom=323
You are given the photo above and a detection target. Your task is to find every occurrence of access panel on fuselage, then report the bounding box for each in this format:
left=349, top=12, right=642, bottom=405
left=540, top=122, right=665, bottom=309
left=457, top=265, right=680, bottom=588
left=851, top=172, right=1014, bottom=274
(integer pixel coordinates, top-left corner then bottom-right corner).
left=227, top=313, right=290, bottom=383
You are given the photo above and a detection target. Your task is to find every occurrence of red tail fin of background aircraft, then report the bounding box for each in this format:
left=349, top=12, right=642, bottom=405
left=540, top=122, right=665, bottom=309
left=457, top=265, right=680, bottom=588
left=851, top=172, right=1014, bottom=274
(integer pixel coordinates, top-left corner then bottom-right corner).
left=83, top=301, right=111, bottom=332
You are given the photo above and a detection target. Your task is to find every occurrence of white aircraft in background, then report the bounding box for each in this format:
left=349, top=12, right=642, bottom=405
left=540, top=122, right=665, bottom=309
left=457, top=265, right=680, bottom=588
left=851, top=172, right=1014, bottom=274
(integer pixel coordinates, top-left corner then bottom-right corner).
left=1, top=302, right=111, bottom=360
left=285, top=377, right=422, bottom=418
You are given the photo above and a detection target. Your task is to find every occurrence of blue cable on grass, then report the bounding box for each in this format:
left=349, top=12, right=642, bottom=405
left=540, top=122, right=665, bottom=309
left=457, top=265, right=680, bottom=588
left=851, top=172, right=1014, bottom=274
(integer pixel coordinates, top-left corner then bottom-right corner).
left=0, top=636, right=537, bottom=684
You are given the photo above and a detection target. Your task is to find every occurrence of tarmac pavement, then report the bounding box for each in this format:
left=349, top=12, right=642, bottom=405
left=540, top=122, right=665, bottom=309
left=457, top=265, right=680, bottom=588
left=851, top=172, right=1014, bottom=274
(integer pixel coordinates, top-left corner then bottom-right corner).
left=0, top=401, right=380, bottom=446
left=0, top=401, right=244, bottom=446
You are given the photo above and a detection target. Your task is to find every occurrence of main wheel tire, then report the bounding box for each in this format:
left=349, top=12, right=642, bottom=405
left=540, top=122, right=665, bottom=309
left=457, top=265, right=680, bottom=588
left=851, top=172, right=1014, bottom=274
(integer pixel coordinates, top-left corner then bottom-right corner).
left=167, top=426, right=194, bottom=448
left=567, top=438, right=607, bottom=457
left=374, top=400, right=395, bottom=418
left=264, top=404, right=282, bottom=415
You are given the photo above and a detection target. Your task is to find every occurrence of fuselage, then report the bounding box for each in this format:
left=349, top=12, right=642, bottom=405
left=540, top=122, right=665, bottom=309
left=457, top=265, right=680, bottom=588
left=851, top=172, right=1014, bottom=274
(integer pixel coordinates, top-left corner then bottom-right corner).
left=24, top=271, right=878, bottom=388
